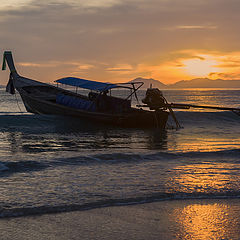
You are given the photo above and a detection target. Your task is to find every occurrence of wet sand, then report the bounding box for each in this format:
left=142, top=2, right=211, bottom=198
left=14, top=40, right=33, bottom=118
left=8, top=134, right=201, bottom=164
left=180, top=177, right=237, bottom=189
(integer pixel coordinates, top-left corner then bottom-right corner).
left=0, top=199, right=240, bottom=240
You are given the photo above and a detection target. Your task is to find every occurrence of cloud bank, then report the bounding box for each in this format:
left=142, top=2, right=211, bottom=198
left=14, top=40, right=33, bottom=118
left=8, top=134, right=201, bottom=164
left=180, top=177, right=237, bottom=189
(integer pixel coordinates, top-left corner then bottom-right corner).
left=1, top=0, right=240, bottom=83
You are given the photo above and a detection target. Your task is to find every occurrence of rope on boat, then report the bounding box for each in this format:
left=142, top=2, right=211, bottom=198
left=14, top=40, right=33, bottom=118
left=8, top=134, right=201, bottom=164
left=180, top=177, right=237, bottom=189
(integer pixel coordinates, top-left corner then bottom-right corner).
left=163, top=96, right=181, bottom=129
left=14, top=93, right=24, bottom=113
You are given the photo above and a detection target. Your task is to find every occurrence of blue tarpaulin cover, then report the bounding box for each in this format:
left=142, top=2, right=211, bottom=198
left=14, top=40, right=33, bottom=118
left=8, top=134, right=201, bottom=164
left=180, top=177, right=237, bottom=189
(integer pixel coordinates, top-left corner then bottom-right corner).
left=56, top=94, right=96, bottom=112
left=56, top=77, right=118, bottom=92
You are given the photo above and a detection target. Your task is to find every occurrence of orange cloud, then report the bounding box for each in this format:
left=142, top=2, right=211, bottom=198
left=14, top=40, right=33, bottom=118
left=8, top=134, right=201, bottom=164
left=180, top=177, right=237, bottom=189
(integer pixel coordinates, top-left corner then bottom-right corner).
left=106, top=64, right=133, bottom=73
left=176, top=25, right=218, bottom=30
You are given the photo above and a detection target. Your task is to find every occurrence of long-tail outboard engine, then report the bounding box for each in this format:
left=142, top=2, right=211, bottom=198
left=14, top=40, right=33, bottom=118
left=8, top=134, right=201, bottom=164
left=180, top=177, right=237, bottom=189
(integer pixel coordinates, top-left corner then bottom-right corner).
left=142, top=88, right=166, bottom=110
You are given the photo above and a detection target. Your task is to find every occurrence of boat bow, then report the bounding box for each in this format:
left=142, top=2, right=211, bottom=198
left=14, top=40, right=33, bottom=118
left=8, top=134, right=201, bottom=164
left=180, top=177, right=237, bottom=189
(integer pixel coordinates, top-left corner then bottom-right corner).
left=2, top=51, right=48, bottom=94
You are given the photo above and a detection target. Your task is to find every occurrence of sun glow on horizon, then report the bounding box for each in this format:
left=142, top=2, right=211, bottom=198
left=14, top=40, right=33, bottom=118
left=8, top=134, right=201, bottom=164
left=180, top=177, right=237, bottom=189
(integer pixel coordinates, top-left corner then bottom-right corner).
left=182, top=57, right=220, bottom=77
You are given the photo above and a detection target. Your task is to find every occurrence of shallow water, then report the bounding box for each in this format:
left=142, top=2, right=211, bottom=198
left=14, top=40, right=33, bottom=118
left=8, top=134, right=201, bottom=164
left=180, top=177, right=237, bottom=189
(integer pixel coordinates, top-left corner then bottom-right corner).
left=0, top=87, right=239, bottom=217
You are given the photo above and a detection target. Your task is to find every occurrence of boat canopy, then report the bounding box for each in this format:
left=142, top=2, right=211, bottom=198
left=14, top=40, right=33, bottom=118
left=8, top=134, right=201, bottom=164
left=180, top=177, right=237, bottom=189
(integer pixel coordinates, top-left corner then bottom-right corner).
left=56, top=77, right=118, bottom=92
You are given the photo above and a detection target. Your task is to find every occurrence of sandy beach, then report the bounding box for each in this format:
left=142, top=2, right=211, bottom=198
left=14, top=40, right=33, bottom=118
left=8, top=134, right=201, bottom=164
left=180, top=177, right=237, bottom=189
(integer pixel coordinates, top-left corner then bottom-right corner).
left=0, top=198, right=240, bottom=240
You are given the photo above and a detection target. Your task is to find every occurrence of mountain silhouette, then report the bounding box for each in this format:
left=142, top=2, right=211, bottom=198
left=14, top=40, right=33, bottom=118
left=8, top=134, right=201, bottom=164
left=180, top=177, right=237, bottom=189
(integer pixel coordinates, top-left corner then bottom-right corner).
left=130, top=77, right=240, bottom=89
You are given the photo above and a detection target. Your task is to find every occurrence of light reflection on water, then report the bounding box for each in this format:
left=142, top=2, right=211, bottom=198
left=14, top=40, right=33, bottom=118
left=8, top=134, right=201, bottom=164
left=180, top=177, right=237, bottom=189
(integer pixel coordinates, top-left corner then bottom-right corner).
left=0, top=116, right=239, bottom=156
left=0, top=112, right=239, bottom=157
left=169, top=163, right=240, bottom=194
left=0, top=88, right=239, bottom=219
left=167, top=136, right=240, bottom=153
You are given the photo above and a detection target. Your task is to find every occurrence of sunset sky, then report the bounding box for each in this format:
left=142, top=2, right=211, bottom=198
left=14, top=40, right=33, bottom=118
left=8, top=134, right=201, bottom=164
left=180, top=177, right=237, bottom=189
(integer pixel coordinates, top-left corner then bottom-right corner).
left=1, top=0, right=240, bottom=84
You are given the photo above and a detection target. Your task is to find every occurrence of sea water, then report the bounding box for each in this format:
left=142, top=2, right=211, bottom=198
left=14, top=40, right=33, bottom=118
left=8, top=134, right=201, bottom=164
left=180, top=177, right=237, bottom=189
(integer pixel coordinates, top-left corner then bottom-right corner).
left=0, top=87, right=239, bottom=217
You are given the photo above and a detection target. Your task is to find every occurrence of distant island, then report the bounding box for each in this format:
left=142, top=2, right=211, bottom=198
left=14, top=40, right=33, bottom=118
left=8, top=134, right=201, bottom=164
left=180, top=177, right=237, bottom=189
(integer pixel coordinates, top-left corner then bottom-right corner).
left=130, top=77, right=240, bottom=89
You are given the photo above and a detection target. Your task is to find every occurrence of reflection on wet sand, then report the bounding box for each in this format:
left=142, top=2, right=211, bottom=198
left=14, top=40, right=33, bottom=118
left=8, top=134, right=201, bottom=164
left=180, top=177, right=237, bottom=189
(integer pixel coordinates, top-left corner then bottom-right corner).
left=172, top=201, right=240, bottom=240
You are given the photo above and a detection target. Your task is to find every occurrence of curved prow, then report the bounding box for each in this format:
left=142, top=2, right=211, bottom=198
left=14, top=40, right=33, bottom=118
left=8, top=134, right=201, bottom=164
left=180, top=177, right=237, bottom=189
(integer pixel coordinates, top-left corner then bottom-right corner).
left=2, top=51, right=19, bottom=94
left=2, top=51, right=18, bottom=75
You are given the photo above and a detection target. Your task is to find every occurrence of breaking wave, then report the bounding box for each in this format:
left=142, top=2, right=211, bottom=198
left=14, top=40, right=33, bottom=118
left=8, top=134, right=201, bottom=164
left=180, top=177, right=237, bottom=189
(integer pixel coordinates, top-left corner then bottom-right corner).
left=1, top=192, right=240, bottom=218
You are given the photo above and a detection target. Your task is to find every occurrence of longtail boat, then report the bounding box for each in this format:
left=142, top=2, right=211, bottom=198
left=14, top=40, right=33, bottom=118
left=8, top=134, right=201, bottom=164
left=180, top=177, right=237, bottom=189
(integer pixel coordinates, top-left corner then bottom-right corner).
left=2, top=51, right=170, bottom=129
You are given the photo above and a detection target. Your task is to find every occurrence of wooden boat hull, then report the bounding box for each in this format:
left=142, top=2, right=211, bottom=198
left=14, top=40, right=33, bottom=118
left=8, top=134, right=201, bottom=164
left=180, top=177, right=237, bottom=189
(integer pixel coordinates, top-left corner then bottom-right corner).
left=18, top=89, right=169, bottom=129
